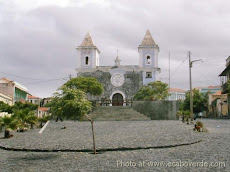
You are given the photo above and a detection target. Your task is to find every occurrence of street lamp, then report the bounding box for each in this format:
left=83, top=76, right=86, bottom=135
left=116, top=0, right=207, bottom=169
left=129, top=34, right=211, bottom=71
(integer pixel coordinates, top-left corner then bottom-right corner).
left=189, top=51, right=204, bottom=123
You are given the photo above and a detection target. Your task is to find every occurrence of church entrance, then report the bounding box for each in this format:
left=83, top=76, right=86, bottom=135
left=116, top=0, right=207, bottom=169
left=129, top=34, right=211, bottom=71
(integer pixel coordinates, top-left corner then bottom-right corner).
left=112, top=93, right=123, bottom=106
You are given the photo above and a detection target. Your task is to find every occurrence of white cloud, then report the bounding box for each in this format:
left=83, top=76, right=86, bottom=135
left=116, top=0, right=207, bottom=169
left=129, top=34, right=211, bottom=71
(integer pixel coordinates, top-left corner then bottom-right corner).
left=0, top=0, right=229, bottom=97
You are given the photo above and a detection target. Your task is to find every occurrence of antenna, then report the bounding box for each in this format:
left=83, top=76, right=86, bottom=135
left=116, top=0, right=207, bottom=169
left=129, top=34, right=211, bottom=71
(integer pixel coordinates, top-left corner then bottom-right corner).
left=169, top=51, right=171, bottom=90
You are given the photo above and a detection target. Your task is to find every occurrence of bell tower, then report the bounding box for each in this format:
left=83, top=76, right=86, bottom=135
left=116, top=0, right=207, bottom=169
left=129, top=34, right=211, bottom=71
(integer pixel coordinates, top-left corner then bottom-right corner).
left=138, top=30, right=160, bottom=84
left=76, top=32, right=100, bottom=69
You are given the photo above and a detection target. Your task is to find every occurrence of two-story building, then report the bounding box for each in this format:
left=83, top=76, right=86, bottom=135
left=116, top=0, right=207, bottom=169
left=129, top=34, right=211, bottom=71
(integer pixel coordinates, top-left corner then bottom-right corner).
left=219, top=56, right=230, bottom=115
left=208, top=90, right=228, bottom=117
left=0, top=77, right=28, bottom=104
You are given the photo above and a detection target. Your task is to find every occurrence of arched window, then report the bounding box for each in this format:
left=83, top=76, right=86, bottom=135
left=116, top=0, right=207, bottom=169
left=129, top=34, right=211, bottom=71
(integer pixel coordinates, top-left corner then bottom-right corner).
left=146, top=56, right=151, bottom=64
left=85, top=56, right=89, bottom=65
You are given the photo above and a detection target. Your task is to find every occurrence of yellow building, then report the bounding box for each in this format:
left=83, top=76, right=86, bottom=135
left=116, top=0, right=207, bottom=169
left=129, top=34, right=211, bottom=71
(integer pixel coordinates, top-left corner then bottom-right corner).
left=208, top=90, right=228, bottom=117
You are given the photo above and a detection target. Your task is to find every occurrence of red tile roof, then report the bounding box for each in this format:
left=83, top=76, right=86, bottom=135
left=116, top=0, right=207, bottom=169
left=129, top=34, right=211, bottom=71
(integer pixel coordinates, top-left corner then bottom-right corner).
left=38, top=107, right=49, bottom=111
left=169, top=88, right=186, bottom=92
left=0, top=77, right=11, bottom=83
left=213, top=90, right=222, bottom=95
left=196, top=86, right=220, bottom=89
left=28, top=95, right=40, bottom=99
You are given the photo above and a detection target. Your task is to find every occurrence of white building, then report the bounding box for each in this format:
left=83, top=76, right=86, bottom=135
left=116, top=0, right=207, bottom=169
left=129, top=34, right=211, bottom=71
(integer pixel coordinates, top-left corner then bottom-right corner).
left=36, top=107, right=50, bottom=118
left=28, top=95, right=41, bottom=106
left=168, top=88, right=186, bottom=101
left=0, top=92, right=13, bottom=117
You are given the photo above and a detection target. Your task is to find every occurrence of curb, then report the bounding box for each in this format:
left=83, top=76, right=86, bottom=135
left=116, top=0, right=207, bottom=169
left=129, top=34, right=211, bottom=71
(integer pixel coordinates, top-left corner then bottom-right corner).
left=0, top=140, right=202, bottom=153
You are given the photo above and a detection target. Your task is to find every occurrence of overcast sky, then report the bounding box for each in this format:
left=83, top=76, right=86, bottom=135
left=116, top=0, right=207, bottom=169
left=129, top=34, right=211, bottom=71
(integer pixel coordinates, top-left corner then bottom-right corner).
left=0, top=0, right=229, bottom=98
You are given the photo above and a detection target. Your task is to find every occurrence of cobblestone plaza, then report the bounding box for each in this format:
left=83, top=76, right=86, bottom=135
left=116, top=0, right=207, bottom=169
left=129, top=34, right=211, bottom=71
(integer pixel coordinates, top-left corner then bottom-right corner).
left=0, top=119, right=229, bottom=171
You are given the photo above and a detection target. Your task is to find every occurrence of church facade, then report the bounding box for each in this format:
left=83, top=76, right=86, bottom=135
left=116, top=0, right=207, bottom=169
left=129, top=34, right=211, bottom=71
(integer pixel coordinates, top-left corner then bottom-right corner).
left=76, top=30, right=160, bottom=106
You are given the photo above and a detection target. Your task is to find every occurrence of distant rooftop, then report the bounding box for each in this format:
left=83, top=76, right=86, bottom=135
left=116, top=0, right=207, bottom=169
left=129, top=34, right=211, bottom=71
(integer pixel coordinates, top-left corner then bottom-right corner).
left=0, top=77, right=28, bottom=93
left=169, top=88, right=186, bottom=93
left=38, top=107, right=49, bottom=112
left=0, top=77, right=12, bottom=83
left=196, top=86, right=220, bottom=89
left=213, top=90, right=222, bottom=96
left=28, top=95, right=40, bottom=99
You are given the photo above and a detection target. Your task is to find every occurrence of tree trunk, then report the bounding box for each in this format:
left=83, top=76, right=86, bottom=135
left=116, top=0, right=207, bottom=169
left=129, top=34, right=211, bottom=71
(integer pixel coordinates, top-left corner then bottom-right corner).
left=84, top=114, right=96, bottom=154
left=4, top=129, right=11, bottom=138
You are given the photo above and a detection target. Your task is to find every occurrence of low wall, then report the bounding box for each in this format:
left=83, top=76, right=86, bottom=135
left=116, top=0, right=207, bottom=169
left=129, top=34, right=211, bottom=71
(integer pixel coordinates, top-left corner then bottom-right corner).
left=133, top=100, right=179, bottom=120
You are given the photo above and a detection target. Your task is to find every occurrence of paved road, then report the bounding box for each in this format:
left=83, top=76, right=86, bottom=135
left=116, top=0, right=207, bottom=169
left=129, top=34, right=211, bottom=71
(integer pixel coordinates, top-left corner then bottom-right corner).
left=0, top=119, right=229, bottom=171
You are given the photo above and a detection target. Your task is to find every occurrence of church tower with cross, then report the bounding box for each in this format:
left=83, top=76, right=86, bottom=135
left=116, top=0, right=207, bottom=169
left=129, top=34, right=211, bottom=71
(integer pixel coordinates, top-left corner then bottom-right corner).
left=76, top=30, right=160, bottom=105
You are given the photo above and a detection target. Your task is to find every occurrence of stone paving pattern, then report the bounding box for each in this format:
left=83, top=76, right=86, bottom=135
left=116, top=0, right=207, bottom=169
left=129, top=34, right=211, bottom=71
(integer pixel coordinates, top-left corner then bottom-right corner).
left=0, top=119, right=229, bottom=171
left=0, top=120, right=201, bottom=150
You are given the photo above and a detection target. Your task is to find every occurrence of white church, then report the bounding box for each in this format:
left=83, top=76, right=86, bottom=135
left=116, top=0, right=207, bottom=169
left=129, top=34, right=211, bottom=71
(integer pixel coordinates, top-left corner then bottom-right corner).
left=76, top=30, right=161, bottom=106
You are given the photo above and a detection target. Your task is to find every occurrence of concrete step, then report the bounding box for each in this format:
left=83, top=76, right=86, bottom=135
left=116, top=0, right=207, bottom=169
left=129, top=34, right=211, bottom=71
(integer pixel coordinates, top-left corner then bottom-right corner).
left=84, top=106, right=151, bottom=121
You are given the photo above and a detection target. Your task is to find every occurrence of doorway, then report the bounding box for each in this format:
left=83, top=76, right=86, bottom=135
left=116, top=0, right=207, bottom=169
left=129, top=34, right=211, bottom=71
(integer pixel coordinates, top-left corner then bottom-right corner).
left=112, top=93, right=123, bottom=106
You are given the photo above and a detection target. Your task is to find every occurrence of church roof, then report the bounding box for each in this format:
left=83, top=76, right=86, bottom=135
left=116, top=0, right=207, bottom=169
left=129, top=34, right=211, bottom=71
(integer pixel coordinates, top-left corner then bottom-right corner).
left=80, top=32, right=95, bottom=47
left=140, top=30, right=156, bottom=46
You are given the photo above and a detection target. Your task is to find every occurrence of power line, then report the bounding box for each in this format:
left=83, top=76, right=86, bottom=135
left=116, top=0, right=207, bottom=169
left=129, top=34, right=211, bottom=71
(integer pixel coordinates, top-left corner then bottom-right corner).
left=0, top=72, right=72, bottom=84
left=24, top=78, right=69, bottom=85
left=0, top=72, right=46, bottom=80
left=0, top=71, right=68, bottom=81
left=170, top=56, right=189, bottom=79
left=203, top=55, right=229, bottom=62
left=0, top=71, right=71, bottom=85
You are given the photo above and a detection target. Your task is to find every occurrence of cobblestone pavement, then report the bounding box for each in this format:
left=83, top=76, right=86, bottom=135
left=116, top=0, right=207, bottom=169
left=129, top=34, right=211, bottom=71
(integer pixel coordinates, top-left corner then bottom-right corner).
left=0, top=119, right=229, bottom=172
left=0, top=120, right=202, bottom=150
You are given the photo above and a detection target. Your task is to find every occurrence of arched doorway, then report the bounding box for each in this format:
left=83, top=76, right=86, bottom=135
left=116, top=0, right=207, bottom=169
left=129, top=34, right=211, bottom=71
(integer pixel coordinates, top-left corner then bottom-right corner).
left=112, top=93, right=123, bottom=106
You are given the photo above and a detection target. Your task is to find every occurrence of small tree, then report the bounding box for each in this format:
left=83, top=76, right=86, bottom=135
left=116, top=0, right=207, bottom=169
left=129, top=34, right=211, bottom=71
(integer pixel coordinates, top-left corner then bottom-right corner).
left=49, top=86, right=92, bottom=120
left=49, top=85, right=96, bottom=153
left=12, top=102, right=38, bottom=131
left=183, top=89, right=207, bottom=115
left=0, top=101, right=13, bottom=114
left=13, top=102, right=38, bottom=111
left=48, top=77, right=103, bottom=154
left=134, top=81, right=169, bottom=100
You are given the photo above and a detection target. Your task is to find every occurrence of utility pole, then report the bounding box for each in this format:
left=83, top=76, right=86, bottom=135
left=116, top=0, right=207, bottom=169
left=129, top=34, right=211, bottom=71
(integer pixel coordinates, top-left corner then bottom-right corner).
left=169, top=51, right=171, bottom=90
left=189, top=52, right=204, bottom=123
left=189, top=51, right=193, bottom=123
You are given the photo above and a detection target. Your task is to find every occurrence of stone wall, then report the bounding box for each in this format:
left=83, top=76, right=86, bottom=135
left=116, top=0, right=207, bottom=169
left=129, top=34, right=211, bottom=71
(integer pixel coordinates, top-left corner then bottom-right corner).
left=78, top=68, right=143, bottom=100
left=133, top=100, right=179, bottom=120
